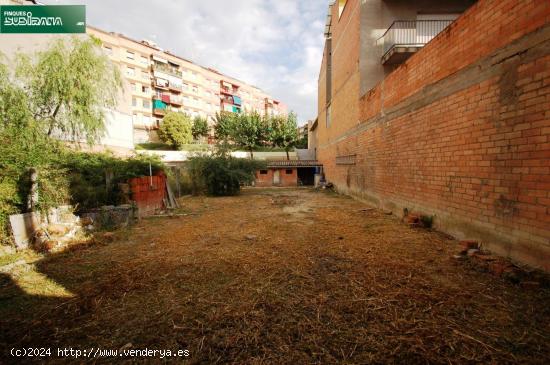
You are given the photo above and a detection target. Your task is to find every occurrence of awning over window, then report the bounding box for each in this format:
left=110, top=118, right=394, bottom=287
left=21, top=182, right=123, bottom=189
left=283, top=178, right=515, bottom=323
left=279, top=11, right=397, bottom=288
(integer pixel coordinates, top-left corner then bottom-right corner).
left=153, top=99, right=167, bottom=109
left=232, top=95, right=242, bottom=106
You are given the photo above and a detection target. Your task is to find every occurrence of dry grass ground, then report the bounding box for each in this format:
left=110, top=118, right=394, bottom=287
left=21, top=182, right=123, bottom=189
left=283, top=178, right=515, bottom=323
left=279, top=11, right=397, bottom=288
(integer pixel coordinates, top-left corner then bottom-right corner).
left=1, top=188, right=549, bottom=364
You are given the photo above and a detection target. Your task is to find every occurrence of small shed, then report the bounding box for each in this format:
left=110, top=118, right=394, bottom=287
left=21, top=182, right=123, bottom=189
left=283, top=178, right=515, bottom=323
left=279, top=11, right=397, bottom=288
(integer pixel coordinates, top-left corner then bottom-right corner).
left=255, top=160, right=323, bottom=187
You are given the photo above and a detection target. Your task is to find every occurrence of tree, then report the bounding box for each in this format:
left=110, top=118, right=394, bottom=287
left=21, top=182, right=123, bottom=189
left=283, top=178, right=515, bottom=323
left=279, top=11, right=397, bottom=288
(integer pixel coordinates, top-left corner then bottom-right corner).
left=192, top=116, right=209, bottom=141
left=15, top=36, right=122, bottom=144
left=231, top=111, right=267, bottom=159
left=214, top=111, right=237, bottom=142
left=269, top=112, right=300, bottom=160
left=158, top=112, right=193, bottom=148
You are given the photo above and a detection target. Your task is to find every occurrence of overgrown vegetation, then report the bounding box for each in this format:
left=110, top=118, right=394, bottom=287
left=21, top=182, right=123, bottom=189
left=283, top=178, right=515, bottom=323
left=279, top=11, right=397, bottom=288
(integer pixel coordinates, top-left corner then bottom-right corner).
left=0, top=38, right=165, bottom=244
left=192, top=116, right=209, bottom=142
left=188, top=155, right=265, bottom=196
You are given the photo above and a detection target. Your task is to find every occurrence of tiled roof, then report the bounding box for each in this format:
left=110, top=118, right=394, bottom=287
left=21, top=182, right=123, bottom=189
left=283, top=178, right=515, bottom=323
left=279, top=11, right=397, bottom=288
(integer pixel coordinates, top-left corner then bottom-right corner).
left=266, top=160, right=323, bottom=167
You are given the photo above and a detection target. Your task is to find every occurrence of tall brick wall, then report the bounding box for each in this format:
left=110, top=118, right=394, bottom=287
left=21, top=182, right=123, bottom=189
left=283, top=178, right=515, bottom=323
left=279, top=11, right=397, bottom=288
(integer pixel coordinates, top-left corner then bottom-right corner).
left=318, top=0, right=361, bottom=144
left=317, top=0, right=550, bottom=270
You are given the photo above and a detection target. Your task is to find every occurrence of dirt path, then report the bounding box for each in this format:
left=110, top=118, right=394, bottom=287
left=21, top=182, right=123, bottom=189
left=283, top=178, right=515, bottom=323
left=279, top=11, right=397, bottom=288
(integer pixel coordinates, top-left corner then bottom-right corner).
left=1, top=188, right=549, bottom=364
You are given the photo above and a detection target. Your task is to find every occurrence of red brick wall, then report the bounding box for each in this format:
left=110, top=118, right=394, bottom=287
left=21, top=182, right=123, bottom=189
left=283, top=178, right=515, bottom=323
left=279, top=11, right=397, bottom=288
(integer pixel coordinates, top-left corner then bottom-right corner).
left=129, top=174, right=167, bottom=216
left=318, top=0, right=361, bottom=144
left=255, top=169, right=297, bottom=187
left=317, top=0, right=550, bottom=270
left=280, top=168, right=298, bottom=187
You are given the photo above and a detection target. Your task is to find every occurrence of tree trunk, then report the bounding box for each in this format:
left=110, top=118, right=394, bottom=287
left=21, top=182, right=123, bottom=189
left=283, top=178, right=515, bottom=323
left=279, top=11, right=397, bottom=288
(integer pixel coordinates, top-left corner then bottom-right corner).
left=250, top=148, right=254, bottom=159
left=286, top=149, right=290, bottom=160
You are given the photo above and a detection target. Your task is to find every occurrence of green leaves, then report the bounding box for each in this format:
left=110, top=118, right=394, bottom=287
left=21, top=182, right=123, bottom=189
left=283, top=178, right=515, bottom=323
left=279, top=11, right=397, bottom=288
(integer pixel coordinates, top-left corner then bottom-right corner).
left=14, top=36, right=121, bottom=144
left=214, top=110, right=300, bottom=158
left=192, top=115, right=209, bottom=140
left=268, top=112, right=300, bottom=159
left=188, top=155, right=266, bottom=196
left=158, top=112, right=193, bottom=148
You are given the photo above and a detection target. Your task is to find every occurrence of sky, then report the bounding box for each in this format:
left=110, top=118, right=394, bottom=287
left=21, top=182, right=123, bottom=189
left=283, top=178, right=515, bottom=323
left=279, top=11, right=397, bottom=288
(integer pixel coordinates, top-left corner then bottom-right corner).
left=40, top=0, right=329, bottom=125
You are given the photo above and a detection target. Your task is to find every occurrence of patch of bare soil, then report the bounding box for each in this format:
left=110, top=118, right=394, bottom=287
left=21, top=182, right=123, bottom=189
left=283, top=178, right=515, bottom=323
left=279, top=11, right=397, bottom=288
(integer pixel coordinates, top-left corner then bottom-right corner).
left=0, top=188, right=549, bottom=364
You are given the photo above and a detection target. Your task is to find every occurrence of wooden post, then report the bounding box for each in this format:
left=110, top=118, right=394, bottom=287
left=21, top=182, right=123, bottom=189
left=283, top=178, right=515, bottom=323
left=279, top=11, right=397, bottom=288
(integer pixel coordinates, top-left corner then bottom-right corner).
left=27, top=168, right=38, bottom=212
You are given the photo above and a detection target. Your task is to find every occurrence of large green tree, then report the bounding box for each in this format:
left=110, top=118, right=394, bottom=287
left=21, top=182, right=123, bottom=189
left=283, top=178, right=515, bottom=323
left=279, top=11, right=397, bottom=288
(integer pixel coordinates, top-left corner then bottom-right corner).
left=192, top=115, right=209, bottom=141
left=158, top=112, right=193, bottom=148
left=230, top=111, right=268, bottom=159
left=0, top=38, right=122, bottom=241
left=15, top=36, right=121, bottom=144
left=269, top=112, right=300, bottom=160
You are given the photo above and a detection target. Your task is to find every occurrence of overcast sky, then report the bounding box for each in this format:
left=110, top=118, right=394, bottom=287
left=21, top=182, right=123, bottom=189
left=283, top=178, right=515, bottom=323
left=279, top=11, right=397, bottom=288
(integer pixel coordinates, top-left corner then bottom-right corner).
left=40, top=0, right=328, bottom=125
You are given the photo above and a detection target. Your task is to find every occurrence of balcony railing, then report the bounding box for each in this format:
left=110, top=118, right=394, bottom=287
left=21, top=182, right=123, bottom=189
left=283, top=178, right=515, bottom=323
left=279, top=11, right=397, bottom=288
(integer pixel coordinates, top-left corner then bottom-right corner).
left=153, top=63, right=182, bottom=78
left=378, top=20, right=454, bottom=62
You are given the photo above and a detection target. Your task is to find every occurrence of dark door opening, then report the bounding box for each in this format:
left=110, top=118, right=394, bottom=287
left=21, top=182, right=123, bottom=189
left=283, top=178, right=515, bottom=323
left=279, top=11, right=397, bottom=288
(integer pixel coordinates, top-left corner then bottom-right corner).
left=297, top=167, right=316, bottom=186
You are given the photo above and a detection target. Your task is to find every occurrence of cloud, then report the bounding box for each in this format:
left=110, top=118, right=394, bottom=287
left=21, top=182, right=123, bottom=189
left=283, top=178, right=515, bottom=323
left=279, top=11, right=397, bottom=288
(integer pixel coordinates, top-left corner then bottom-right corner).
left=41, top=0, right=328, bottom=124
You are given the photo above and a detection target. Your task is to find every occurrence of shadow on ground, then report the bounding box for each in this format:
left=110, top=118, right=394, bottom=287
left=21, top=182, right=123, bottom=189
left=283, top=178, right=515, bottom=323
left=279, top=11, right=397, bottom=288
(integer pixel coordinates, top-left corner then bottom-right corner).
left=1, top=188, right=549, bottom=364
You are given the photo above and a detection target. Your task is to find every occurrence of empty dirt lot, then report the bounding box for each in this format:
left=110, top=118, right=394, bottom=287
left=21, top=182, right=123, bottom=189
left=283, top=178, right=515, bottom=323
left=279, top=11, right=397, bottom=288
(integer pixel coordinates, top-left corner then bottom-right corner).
left=1, top=188, right=549, bottom=364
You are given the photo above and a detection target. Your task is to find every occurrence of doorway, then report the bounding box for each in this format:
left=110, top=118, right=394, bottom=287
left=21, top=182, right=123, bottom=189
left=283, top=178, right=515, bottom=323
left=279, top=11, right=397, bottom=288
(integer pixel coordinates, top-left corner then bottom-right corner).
left=273, top=170, right=281, bottom=185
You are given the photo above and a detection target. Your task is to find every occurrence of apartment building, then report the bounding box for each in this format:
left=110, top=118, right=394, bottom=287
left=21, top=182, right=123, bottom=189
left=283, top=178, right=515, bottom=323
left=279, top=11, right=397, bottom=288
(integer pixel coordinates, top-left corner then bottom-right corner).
left=315, top=0, right=550, bottom=269
left=87, top=27, right=287, bottom=143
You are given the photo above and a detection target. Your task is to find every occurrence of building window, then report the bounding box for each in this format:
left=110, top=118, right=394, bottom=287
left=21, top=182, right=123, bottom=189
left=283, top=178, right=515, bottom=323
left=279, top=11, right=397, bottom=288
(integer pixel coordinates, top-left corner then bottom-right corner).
left=143, top=100, right=151, bottom=108
left=285, top=169, right=293, bottom=175
left=142, top=86, right=150, bottom=94
left=260, top=170, right=268, bottom=175
left=103, top=46, right=113, bottom=55
left=326, top=104, right=331, bottom=128
left=126, top=51, right=134, bottom=60
left=140, top=55, right=148, bottom=65
left=126, top=67, right=135, bottom=76
left=141, top=71, right=149, bottom=80
left=132, top=97, right=137, bottom=107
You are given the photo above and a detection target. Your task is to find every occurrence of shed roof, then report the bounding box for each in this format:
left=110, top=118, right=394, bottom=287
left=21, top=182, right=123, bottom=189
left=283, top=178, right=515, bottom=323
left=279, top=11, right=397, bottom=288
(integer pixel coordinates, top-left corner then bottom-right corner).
left=266, top=160, right=322, bottom=168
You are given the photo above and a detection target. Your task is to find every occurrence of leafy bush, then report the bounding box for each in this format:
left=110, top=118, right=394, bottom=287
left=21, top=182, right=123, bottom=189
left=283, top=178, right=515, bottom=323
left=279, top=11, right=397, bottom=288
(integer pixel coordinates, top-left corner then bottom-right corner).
left=188, top=155, right=265, bottom=196
left=60, top=151, right=164, bottom=211
left=0, top=141, right=165, bottom=243
left=158, top=112, right=193, bottom=148
left=192, top=116, right=209, bottom=141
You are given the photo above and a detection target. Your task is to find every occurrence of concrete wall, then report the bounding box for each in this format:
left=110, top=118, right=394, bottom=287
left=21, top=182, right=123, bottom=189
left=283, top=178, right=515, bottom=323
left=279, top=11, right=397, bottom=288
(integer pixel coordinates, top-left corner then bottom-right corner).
left=317, top=0, right=550, bottom=270
left=139, top=150, right=298, bottom=163
left=359, top=0, right=475, bottom=95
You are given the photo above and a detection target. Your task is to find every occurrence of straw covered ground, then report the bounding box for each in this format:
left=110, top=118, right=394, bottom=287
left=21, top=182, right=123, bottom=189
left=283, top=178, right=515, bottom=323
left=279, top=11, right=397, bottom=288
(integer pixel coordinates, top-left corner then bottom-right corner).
left=1, top=188, right=549, bottom=364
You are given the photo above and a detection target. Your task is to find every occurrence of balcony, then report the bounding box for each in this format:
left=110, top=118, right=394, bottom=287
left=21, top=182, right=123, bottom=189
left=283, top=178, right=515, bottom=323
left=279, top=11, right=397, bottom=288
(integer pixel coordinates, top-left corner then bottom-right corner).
left=220, top=95, right=241, bottom=106
left=168, top=82, right=183, bottom=93
left=220, top=86, right=240, bottom=96
left=153, top=63, right=182, bottom=78
left=170, top=96, right=183, bottom=106
left=378, top=20, right=454, bottom=65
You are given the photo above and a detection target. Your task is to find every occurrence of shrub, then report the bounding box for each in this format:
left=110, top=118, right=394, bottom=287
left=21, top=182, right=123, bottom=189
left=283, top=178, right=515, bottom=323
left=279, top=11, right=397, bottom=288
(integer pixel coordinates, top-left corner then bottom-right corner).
left=192, top=116, right=209, bottom=141
left=158, top=112, right=193, bottom=148
left=188, top=155, right=265, bottom=196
